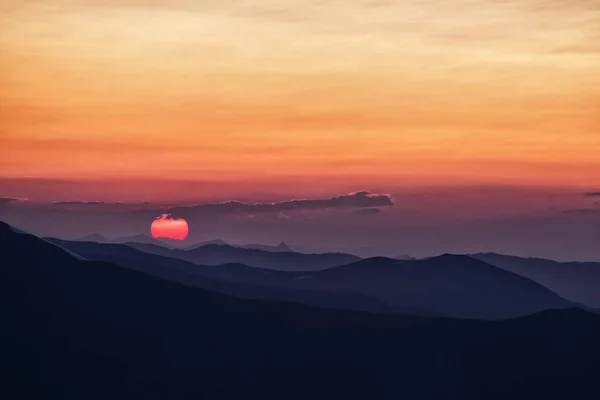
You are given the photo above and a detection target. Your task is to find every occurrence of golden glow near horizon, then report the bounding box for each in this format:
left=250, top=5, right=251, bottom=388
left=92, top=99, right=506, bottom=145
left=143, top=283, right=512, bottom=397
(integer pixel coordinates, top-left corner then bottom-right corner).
left=1, top=0, right=599, bottom=189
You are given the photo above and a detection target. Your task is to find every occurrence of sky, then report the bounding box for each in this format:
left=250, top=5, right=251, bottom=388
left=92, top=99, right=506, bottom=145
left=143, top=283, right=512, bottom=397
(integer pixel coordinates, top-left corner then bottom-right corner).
left=1, top=1, right=599, bottom=259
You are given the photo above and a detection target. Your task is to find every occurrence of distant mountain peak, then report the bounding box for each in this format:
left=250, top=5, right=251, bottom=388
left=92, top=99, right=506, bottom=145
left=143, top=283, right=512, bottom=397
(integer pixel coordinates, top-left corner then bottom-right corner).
left=240, top=242, right=296, bottom=253
left=199, top=243, right=235, bottom=250
left=125, top=234, right=152, bottom=240
left=341, top=256, right=405, bottom=269
left=277, top=242, right=293, bottom=250
left=198, top=239, right=228, bottom=247
left=420, top=253, right=473, bottom=262
left=394, top=254, right=416, bottom=261
left=78, top=233, right=109, bottom=242
left=184, top=239, right=229, bottom=250
left=112, top=233, right=170, bottom=247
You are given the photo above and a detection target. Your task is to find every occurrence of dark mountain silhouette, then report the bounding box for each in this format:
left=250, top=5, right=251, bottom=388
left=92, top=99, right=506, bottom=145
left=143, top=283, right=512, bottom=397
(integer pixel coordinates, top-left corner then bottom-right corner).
left=47, top=238, right=575, bottom=319
left=112, top=233, right=170, bottom=247
left=241, top=242, right=295, bottom=252
left=288, top=255, right=575, bottom=320
left=2, top=221, right=600, bottom=400
left=472, top=252, right=600, bottom=308
left=77, top=233, right=111, bottom=242
left=125, top=242, right=361, bottom=271
left=45, top=237, right=392, bottom=314
left=394, top=254, right=417, bottom=260
left=78, top=232, right=194, bottom=249
left=154, top=236, right=191, bottom=248
left=185, top=238, right=229, bottom=250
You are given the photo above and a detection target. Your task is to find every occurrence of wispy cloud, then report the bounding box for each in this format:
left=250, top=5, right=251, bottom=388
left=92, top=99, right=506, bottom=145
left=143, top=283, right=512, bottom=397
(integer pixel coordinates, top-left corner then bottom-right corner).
left=0, top=197, right=22, bottom=204
left=53, top=201, right=106, bottom=205
left=561, top=208, right=600, bottom=216
left=356, top=208, right=383, bottom=216
left=166, top=191, right=393, bottom=218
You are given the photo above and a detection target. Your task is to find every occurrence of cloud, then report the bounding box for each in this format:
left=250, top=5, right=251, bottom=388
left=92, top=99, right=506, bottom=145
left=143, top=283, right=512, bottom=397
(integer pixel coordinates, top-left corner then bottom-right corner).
left=561, top=209, right=600, bottom=216
left=153, top=213, right=186, bottom=221
left=53, top=201, right=105, bottom=205
left=52, top=201, right=129, bottom=205
left=0, top=197, right=20, bottom=204
left=356, top=208, right=383, bottom=216
left=0, top=198, right=27, bottom=211
left=583, top=192, right=600, bottom=197
left=166, top=191, right=393, bottom=218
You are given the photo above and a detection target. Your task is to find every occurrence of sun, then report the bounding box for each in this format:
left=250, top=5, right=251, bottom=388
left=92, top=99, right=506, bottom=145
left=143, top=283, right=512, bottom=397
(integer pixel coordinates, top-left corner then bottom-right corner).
left=151, top=214, right=189, bottom=240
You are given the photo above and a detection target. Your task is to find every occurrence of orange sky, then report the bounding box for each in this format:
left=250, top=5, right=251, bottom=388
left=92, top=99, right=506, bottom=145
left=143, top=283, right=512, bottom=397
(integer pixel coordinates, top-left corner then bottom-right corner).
left=1, top=0, right=599, bottom=195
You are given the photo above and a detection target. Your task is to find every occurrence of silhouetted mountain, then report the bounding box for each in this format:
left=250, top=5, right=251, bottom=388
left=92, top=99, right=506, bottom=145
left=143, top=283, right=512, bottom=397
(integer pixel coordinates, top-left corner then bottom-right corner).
left=46, top=238, right=577, bottom=320
left=46, top=238, right=391, bottom=314
left=126, top=242, right=361, bottom=271
left=112, top=233, right=170, bottom=247
left=77, top=233, right=180, bottom=248
left=241, top=242, right=295, bottom=252
left=394, top=254, right=417, bottom=260
left=155, top=236, right=190, bottom=249
left=289, top=255, right=575, bottom=320
left=77, top=233, right=111, bottom=243
left=2, top=221, right=600, bottom=400
left=472, top=252, right=600, bottom=308
left=184, top=238, right=229, bottom=250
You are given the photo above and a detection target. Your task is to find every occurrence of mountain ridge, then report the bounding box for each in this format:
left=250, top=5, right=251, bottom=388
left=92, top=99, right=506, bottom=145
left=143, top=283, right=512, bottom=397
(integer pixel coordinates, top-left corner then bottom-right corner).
left=2, top=220, right=600, bottom=400
left=472, top=252, right=600, bottom=308
left=125, top=241, right=361, bottom=271
left=45, top=235, right=577, bottom=320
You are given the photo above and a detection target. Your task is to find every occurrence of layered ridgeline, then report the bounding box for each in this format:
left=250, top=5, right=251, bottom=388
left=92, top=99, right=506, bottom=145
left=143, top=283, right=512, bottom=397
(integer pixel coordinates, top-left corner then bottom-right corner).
left=111, top=241, right=360, bottom=272
left=47, top=238, right=393, bottom=315
left=472, top=253, right=600, bottom=309
left=240, top=242, right=296, bottom=252
left=2, top=221, right=600, bottom=400
left=72, top=232, right=600, bottom=312
left=47, top=237, right=576, bottom=320
left=80, top=233, right=298, bottom=253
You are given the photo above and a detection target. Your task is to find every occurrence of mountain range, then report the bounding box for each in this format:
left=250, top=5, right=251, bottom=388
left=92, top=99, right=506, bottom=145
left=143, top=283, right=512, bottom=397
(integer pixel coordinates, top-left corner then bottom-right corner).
left=68, top=232, right=600, bottom=311
left=47, top=237, right=392, bottom=314
left=2, top=221, right=600, bottom=400
left=79, top=233, right=298, bottom=253
left=184, top=238, right=229, bottom=249
left=122, top=241, right=360, bottom=271
left=240, top=242, right=295, bottom=252
left=48, top=236, right=576, bottom=320
left=472, top=252, right=600, bottom=308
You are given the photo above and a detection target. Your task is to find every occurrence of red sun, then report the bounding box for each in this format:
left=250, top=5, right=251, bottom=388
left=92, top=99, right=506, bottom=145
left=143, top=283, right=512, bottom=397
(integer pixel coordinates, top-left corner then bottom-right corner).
left=151, top=214, right=189, bottom=240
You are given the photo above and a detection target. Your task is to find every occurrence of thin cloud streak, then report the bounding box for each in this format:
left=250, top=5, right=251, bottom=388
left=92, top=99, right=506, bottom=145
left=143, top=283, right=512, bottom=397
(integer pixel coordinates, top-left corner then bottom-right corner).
left=53, top=201, right=106, bottom=205
left=165, top=191, right=393, bottom=218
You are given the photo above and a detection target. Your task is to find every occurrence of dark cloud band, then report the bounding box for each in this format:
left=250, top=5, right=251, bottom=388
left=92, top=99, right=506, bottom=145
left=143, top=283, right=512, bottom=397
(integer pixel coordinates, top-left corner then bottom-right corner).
left=54, top=201, right=106, bottom=205
left=167, top=191, right=393, bottom=218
